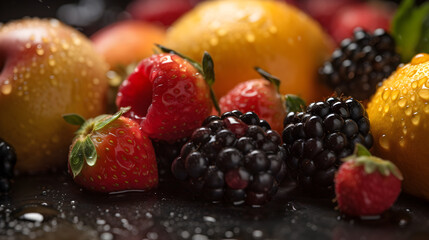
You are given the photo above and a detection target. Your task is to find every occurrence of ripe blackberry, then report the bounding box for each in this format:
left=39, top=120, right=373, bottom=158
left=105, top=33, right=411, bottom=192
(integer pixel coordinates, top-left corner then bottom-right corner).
left=171, top=111, right=287, bottom=206
left=0, top=138, right=17, bottom=192
left=319, top=28, right=401, bottom=101
left=282, top=97, right=373, bottom=196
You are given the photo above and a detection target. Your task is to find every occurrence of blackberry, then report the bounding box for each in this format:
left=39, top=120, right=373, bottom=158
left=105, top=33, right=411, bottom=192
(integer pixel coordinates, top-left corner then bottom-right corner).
left=0, top=138, right=17, bottom=192
left=319, top=28, right=401, bottom=101
left=282, top=97, right=373, bottom=196
left=171, top=111, right=287, bottom=206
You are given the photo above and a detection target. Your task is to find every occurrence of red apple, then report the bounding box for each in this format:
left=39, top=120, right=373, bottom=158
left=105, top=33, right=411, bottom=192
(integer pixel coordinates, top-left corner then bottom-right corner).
left=0, top=18, right=109, bottom=173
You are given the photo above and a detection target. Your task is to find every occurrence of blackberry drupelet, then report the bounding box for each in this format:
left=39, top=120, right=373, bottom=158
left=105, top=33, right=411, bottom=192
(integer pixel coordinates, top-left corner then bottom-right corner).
left=319, top=28, right=401, bottom=101
left=171, top=111, right=287, bottom=206
left=282, top=97, right=373, bottom=196
left=0, top=138, right=17, bottom=192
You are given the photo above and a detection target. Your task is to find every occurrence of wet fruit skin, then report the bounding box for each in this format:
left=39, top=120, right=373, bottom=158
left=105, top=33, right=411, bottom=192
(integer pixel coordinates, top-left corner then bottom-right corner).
left=164, top=0, right=334, bottom=102
left=0, top=18, right=109, bottom=173
left=116, top=53, right=213, bottom=142
left=68, top=114, right=158, bottom=193
left=91, top=20, right=166, bottom=71
left=367, top=53, right=429, bottom=200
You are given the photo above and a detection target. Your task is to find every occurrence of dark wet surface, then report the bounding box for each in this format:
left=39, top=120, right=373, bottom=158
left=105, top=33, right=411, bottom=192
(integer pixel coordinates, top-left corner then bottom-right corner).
left=1, top=171, right=429, bottom=240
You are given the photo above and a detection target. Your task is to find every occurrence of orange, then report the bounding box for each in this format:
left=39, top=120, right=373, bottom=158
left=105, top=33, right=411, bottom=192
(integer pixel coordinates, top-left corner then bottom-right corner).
left=367, top=53, right=429, bottom=200
left=0, top=19, right=109, bottom=173
left=164, top=0, right=334, bottom=102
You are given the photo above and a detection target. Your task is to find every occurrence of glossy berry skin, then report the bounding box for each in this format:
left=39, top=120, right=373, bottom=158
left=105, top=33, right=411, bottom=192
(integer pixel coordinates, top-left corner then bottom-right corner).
left=219, top=79, right=286, bottom=134
left=0, top=138, right=17, bottom=192
left=116, top=53, right=212, bottom=142
left=68, top=115, right=158, bottom=193
left=171, top=111, right=287, bottom=206
left=282, top=97, right=373, bottom=196
left=335, top=161, right=401, bottom=216
left=319, top=28, right=401, bottom=101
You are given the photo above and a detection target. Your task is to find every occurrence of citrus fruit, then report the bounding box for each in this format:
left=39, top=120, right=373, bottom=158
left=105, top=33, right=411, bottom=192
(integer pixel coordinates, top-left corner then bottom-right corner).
left=164, top=0, right=334, bottom=102
left=0, top=19, right=109, bottom=173
left=367, top=53, right=429, bottom=200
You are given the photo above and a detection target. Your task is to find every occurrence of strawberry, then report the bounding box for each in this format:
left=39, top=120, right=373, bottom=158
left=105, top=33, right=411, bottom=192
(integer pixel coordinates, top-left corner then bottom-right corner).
left=335, top=144, right=403, bottom=216
left=63, top=107, right=158, bottom=193
left=219, top=67, right=286, bottom=133
left=116, top=45, right=216, bottom=142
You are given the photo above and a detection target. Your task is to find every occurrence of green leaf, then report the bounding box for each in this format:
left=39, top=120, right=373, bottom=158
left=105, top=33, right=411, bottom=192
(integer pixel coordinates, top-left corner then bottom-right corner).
left=69, top=139, right=85, bottom=178
left=94, top=107, right=130, bottom=131
left=63, top=114, right=86, bottom=126
left=155, top=44, right=203, bottom=73
left=285, top=94, right=306, bottom=113
left=83, top=136, right=97, bottom=166
left=254, top=67, right=281, bottom=92
left=202, top=52, right=215, bottom=86
left=354, top=143, right=372, bottom=157
left=391, top=0, right=429, bottom=62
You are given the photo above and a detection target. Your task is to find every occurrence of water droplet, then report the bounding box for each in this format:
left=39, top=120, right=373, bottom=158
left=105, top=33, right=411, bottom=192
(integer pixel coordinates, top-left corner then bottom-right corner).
left=379, top=134, right=390, bottom=150
left=399, top=136, right=405, bottom=147
left=36, top=48, right=44, bottom=56
left=48, top=58, right=56, bottom=67
left=405, top=107, right=412, bottom=116
left=209, top=37, right=218, bottom=46
left=419, top=88, right=429, bottom=100
left=100, top=232, right=113, bottom=240
left=391, top=90, right=399, bottom=101
left=269, top=26, right=278, bottom=34
left=383, top=105, right=390, bottom=113
left=402, top=126, right=407, bottom=135
left=203, top=216, right=216, bottom=223
left=1, top=83, right=12, bottom=95
left=216, top=28, right=227, bottom=36
left=408, top=70, right=417, bottom=77
left=411, top=113, right=421, bottom=126
left=424, top=105, right=429, bottom=114
left=246, top=33, right=255, bottom=43
left=411, top=53, right=429, bottom=65
left=12, top=204, right=59, bottom=223
left=411, top=81, right=418, bottom=89
left=252, top=230, right=263, bottom=238
left=382, top=89, right=390, bottom=100
left=398, top=98, right=407, bottom=108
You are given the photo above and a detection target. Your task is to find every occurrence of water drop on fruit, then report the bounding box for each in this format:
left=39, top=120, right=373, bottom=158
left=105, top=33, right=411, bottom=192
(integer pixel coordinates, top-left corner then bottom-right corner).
left=398, top=98, right=407, bottom=108
left=36, top=48, right=44, bottom=56
left=379, top=134, right=390, bottom=150
left=412, top=81, right=418, bottom=89
left=411, top=53, right=429, bottom=65
left=1, top=82, right=12, bottom=95
left=382, top=88, right=390, bottom=100
left=418, top=88, right=429, bottom=100
left=399, top=136, right=405, bottom=147
left=411, top=113, right=421, bottom=126
left=246, top=33, right=255, bottom=43
left=391, top=90, right=399, bottom=101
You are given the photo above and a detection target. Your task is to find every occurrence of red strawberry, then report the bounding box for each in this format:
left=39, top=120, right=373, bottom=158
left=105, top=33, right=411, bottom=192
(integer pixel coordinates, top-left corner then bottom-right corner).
left=116, top=45, right=215, bottom=142
left=335, top=144, right=402, bottom=216
left=219, top=67, right=286, bottom=133
left=63, top=107, right=158, bottom=193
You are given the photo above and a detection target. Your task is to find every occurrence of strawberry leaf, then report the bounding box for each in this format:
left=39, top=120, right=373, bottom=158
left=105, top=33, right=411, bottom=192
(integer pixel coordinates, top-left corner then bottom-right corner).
left=391, top=0, right=429, bottom=62
left=63, top=113, right=86, bottom=126
left=156, top=44, right=203, bottom=73
left=202, top=52, right=220, bottom=115
left=285, top=94, right=306, bottom=113
left=354, top=143, right=372, bottom=157
left=69, top=139, right=85, bottom=178
left=83, top=136, right=97, bottom=166
left=254, top=67, right=281, bottom=92
left=94, top=107, right=130, bottom=131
